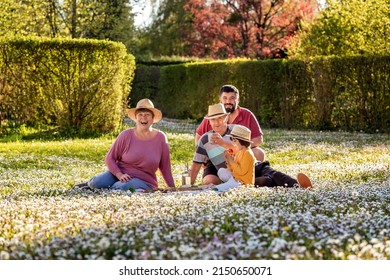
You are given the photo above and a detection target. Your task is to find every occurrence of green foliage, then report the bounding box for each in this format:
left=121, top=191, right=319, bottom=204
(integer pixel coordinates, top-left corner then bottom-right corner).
left=72, top=0, right=137, bottom=52
left=0, top=0, right=50, bottom=37
left=234, top=59, right=313, bottom=129
left=310, top=55, right=390, bottom=131
left=130, top=56, right=212, bottom=109
left=157, top=63, right=191, bottom=118
left=142, top=0, right=193, bottom=57
left=290, top=0, right=390, bottom=57
left=0, top=0, right=138, bottom=54
left=157, top=59, right=250, bottom=120
left=166, top=133, right=195, bottom=165
left=0, top=37, right=135, bottom=134
left=133, top=55, right=389, bottom=132
left=129, top=65, right=161, bottom=108
left=136, top=55, right=203, bottom=66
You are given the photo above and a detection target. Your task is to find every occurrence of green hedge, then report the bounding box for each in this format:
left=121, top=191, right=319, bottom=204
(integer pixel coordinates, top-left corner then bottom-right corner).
left=310, top=55, right=390, bottom=131
left=132, top=55, right=389, bottom=132
left=0, top=37, right=135, bottom=134
left=129, top=65, right=160, bottom=108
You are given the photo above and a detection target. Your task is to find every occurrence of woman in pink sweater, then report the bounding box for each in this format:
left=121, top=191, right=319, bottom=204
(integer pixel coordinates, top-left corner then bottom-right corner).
left=74, top=99, right=176, bottom=192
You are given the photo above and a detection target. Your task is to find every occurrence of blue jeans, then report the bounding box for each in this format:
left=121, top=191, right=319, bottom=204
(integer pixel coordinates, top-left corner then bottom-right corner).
left=89, top=171, right=154, bottom=191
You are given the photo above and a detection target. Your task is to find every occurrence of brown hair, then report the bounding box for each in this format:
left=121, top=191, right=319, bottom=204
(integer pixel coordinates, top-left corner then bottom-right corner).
left=231, top=136, right=251, bottom=148
left=135, top=108, right=154, bottom=118
left=219, top=85, right=239, bottom=97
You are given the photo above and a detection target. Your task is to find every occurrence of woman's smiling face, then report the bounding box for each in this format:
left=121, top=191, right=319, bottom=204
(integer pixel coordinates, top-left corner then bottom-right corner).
left=136, top=109, right=154, bottom=127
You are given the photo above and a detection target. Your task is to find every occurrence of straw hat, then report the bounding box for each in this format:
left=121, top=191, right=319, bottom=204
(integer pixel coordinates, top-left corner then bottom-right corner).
left=229, top=125, right=252, bottom=143
left=128, top=99, right=162, bottom=123
left=204, top=103, right=229, bottom=120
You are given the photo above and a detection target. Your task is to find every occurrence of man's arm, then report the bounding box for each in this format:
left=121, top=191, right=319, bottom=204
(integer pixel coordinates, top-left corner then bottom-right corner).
left=195, top=133, right=201, bottom=146
left=211, top=133, right=234, bottom=151
left=251, top=135, right=263, bottom=148
left=189, top=162, right=202, bottom=185
left=240, top=108, right=263, bottom=143
left=195, top=118, right=212, bottom=146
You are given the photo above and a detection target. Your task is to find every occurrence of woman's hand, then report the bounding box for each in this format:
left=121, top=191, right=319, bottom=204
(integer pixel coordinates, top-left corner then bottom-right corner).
left=116, top=172, right=132, bottom=182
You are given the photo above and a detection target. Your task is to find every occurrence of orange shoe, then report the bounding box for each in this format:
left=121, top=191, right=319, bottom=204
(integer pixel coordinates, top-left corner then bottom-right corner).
left=297, top=173, right=312, bottom=189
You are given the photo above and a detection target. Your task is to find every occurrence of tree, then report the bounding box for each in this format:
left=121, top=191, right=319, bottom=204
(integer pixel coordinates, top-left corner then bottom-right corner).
left=183, top=0, right=237, bottom=58
left=0, top=0, right=51, bottom=37
left=77, top=0, right=137, bottom=52
left=184, top=0, right=319, bottom=59
left=0, top=0, right=139, bottom=52
left=289, top=0, right=390, bottom=57
left=141, top=0, right=193, bottom=57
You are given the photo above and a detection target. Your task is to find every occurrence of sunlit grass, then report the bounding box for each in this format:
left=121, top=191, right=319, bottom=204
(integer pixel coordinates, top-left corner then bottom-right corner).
left=0, top=128, right=389, bottom=259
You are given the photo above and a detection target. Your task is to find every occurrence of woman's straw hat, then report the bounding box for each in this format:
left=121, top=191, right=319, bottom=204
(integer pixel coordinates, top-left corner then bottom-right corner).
left=204, top=103, right=229, bottom=119
left=229, top=125, right=252, bottom=143
left=128, top=99, right=162, bottom=123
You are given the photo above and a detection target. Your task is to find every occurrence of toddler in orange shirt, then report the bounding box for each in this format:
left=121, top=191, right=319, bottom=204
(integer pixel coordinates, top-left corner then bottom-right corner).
left=214, top=125, right=255, bottom=192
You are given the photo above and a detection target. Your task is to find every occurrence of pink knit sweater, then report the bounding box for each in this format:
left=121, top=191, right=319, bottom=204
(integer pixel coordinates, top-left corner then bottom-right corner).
left=105, top=128, right=175, bottom=188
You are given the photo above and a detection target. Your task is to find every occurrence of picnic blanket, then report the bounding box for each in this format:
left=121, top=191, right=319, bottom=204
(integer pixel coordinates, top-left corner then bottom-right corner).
left=142, top=185, right=214, bottom=193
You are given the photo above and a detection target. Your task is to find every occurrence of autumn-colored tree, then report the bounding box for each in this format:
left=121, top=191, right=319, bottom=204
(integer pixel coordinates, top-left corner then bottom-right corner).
left=182, top=0, right=237, bottom=58
left=184, top=0, right=319, bottom=59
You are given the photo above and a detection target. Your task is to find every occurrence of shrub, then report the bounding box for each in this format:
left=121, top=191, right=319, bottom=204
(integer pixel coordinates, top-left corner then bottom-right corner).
left=0, top=37, right=135, bottom=134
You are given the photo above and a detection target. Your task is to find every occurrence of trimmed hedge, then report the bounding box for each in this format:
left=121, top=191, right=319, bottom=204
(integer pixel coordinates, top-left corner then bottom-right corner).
left=133, top=55, right=389, bottom=132
left=310, top=56, right=390, bottom=132
left=0, top=37, right=135, bottom=134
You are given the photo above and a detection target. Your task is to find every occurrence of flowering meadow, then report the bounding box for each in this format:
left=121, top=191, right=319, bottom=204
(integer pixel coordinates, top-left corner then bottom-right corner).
left=0, top=129, right=389, bottom=260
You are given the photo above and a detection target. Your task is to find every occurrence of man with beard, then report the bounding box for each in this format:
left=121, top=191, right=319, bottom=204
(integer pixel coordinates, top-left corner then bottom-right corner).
left=195, top=84, right=266, bottom=161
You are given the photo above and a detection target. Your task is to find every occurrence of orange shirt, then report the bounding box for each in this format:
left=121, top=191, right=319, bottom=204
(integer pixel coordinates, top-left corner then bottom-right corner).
left=227, top=148, right=255, bottom=184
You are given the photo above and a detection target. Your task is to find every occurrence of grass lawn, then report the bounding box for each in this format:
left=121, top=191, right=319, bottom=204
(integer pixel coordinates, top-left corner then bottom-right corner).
left=0, top=128, right=389, bottom=259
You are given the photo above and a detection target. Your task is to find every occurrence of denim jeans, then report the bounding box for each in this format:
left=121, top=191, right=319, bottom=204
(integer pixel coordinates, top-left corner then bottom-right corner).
left=88, top=171, right=154, bottom=191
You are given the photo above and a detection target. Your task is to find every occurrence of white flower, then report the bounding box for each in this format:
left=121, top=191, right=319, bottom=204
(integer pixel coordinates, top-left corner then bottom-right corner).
left=97, top=237, right=110, bottom=250
left=0, top=251, right=10, bottom=260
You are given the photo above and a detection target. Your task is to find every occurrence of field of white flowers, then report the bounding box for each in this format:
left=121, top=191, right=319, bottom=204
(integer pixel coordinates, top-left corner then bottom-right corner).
left=0, top=128, right=389, bottom=260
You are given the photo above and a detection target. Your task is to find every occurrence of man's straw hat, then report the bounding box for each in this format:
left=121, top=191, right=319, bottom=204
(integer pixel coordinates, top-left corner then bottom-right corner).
left=128, top=99, right=162, bottom=123
left=204, top=103, right=229, bottom=120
